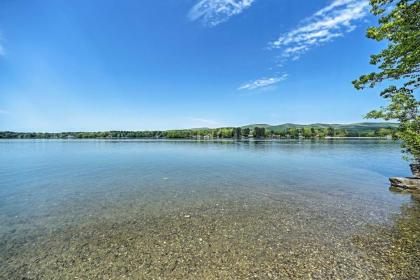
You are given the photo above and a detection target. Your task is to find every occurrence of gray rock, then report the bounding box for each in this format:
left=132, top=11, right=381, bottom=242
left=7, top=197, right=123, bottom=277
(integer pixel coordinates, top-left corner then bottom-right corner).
left=389, top=177, right=420, bottom=192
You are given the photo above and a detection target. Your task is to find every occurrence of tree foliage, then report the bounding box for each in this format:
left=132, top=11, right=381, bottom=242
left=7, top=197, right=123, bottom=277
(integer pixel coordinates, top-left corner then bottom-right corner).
left=353, top=0, right=419, bottom=162
left=0, top=125, right=396, bottom=139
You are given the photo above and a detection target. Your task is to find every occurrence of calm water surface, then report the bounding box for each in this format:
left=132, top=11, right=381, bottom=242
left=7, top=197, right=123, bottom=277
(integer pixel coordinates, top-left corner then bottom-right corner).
left=0, top=139, right=418, bottom=279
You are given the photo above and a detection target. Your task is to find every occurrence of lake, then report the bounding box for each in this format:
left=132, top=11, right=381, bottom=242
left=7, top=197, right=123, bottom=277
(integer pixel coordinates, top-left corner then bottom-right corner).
left=0, top=139, right=419, bottom=279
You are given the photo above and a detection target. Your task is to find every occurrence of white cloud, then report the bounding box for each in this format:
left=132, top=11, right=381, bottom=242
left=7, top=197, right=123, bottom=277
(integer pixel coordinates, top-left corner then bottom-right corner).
left=189, top=0, right=255, bottom=27
left=238, top=74, right=287, bottom=90
left=269, top=0, right=369, bottom=60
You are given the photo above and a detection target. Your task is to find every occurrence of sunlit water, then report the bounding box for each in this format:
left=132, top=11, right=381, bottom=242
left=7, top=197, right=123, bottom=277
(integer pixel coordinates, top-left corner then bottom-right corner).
left=0, top=139, right=418, bottom=279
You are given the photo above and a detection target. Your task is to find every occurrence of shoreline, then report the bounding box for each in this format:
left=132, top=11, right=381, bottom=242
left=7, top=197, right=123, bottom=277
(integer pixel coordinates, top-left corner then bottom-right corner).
left=0, top=136, right=395, bottom=140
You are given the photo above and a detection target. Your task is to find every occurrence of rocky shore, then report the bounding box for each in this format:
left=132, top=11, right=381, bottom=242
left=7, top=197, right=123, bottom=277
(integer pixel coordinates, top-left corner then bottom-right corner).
left=390, top=163, right=420, bottom=194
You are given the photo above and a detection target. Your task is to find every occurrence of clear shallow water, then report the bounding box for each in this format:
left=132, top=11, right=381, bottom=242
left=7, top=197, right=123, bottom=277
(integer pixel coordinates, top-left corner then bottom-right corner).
left=0, top=139, right=418, bottom=279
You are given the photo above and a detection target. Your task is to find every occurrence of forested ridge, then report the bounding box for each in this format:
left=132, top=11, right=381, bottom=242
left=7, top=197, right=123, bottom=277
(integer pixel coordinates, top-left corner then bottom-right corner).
left=0, top=122, right=398, bottom=139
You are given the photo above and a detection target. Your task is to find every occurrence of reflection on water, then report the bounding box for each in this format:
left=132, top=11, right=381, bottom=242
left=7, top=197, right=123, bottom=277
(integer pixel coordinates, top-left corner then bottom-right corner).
left=0, top=139, right=418, bottom=279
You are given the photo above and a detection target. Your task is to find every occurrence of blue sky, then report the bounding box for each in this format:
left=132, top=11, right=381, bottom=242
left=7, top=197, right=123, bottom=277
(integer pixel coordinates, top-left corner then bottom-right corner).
left=0, top=0, right=388, bottom=131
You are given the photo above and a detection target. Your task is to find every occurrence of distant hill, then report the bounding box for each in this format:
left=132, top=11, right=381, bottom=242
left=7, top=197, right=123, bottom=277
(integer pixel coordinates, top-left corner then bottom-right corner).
left=0, top=122, right=399, bottom=139
left=241, top=124, right=272, bottom=129
left=243, top=122, right=399, bottom=132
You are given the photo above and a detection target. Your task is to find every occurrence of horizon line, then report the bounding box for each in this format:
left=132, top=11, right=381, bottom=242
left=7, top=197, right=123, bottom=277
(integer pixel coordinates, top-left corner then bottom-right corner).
left=0, top=121, right=399, bottom=134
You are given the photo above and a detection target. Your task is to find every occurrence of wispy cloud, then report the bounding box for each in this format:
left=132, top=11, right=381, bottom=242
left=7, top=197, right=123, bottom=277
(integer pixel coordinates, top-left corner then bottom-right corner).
left=269, top=0, right=369, bottom=60
left=237, top=1, right=368, bottom=91
left=0, top=33, right=4, bottom=56
left=189, top=0, right=255, bottom=27
left=238, top=74, right=288, bottom=90
left=0, top=109, right=9, bottom=114
left=189, top=118, right=223, bottom=128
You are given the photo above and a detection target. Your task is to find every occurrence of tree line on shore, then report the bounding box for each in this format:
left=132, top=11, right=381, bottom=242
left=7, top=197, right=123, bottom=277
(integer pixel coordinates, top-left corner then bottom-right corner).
left=0, top=126, right=396, bottom=139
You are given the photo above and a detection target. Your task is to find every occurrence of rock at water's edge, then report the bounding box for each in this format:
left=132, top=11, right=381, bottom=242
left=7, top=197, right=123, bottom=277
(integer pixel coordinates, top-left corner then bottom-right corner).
left=410, top=163, right=420, bottom=178
left=389, top=177, right=420, bottom=193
